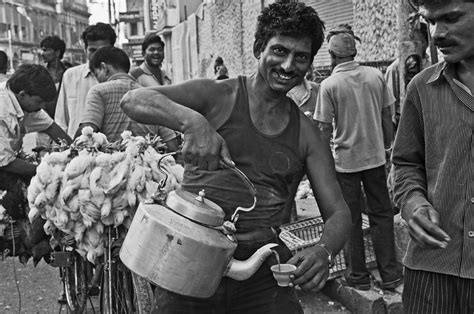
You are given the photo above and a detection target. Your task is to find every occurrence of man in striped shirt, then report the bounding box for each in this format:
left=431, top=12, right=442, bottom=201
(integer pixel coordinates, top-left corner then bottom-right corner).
left=392, top=0, right=474, bottom=313
left=77, top=46, right=178, bottom=151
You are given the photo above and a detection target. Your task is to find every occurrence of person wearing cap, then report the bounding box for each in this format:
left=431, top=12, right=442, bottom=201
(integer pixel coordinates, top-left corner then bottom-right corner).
left=314, top=30, right=402, bottom=291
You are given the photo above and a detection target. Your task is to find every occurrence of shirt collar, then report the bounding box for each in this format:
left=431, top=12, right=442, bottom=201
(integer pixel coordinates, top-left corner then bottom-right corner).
left=141, top=61, right=155, bottom=75
left=81, top=62, right=94, bottom=78
left=0, top=82, right=24, bottom=119
left=332, top=60, right=360, bottom=74
left=426, top=61, right=449, bottom=84
left=107, top=72, right=137, bottom=82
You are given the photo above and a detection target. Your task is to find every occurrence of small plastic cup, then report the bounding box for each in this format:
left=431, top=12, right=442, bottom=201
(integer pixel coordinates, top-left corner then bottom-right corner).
left=270, top=264, right=297, bottom=287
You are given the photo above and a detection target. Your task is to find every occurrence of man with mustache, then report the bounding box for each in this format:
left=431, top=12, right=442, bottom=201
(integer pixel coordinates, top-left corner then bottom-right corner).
left=121, top=2, right=351, bottom=312
left=313, top=30, right=402, bottom=291
left=392, top=0, right=474, bottom=313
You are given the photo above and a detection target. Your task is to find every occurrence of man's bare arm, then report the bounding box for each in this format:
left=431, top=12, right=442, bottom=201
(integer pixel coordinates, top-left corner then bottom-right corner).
left=1, top=158, right=36, bottom=177
left=44, top=122, right=73, bottom=144
left=288, top=119, right=350, bottom=291
left=120, top=80, right=234, bottom=170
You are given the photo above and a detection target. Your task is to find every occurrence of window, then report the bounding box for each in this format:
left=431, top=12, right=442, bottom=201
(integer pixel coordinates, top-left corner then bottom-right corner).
left=21, top=26, right=27, bottom=40
left=13, top=25, right=19, bottom=39
left=0, top=23, right=7, bottom=38
left=130, top=23, right=138, bottom=36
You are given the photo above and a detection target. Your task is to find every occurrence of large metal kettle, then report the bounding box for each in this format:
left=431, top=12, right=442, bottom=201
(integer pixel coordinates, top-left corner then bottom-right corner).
left=120, top=159, right=277, bottom=298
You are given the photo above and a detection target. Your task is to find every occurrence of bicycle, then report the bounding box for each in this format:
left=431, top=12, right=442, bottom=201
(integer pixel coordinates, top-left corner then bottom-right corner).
left=99, top=225, right=154, bottom=314
left=50, top=226, right=154, bottom=314
left=50, top=233, right=90, bottom=313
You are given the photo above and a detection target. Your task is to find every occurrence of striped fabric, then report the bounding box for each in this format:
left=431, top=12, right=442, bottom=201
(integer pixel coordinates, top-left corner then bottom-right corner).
left=403, top=268, right=473, bottom=314
left=81, top=73, right=176, bottom=143
left=392, top=61, right=474, bottom=279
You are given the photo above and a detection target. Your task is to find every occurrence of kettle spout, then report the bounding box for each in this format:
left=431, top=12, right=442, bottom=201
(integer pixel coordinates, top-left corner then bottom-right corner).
left=224, top=243, right=278, bottom=281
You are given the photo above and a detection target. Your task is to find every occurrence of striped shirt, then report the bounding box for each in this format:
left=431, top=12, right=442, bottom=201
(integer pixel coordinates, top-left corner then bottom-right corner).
left=81, top=73, right=176, bottom=143
left=392, top=61, right=474, bottom=279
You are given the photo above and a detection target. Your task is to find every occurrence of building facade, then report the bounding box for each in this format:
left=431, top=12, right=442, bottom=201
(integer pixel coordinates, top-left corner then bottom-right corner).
left=118, top=0, right=400, bottom=83
left=120, top=0, right=202, bottom=71
left=0, top=0, right=90, bottom=71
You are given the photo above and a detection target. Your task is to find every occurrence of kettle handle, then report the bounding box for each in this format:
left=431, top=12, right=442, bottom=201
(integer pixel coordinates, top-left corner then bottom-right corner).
left=156, top=151, right=180, bottom=190
left=157, top=151, right=257, bottom=224
left=219, top=161, right=257, bottom=224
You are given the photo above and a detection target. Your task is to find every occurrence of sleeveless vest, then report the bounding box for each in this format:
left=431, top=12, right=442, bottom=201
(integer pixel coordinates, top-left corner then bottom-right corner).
left=182, top=76, right=304, bottom=231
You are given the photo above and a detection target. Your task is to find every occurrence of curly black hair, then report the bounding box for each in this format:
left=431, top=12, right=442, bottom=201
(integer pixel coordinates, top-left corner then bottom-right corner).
left=7, top=64, right=56, bottom=102
left=141, top=33, right=165, bottom=53
left=81, top=23, right=117, bottom=48
left=253, top=2, right=325, bottom=60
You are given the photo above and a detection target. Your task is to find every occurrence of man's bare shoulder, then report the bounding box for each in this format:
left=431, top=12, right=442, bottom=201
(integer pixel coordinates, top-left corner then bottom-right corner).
left=298, top=112, right=325, bottom=155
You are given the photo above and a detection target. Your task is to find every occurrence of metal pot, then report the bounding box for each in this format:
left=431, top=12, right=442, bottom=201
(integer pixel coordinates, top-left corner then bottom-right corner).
left=120, top=161, right=277, bottom=298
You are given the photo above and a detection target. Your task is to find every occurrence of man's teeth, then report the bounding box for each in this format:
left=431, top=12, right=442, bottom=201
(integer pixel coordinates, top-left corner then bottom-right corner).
left=278, top=73, right=292, bottom=80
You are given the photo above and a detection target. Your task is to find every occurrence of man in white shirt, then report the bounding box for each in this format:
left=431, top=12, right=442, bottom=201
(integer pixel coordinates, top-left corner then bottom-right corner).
left=54, top=23, right=117, bottom=137
left=0, top=64, right=70, bottom=220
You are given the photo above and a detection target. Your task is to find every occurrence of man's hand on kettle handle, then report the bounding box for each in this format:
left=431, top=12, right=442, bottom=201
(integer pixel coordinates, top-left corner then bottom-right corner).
left=408, top=205, right=450, bottom=249
left=182, top=114, right=234, bottom=171
left=287, top=246, right=329, bottom=292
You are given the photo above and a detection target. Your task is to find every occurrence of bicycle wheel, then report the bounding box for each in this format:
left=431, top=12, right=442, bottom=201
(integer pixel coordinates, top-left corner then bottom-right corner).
left=64, top=252, right=88, bottom=313
left=109, top=261, right=154, bottom=313
left=100, top=227, right=154, bottom=313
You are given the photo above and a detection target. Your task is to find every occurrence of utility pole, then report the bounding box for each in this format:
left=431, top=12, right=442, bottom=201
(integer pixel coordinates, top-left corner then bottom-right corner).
left=108, top=0, right=113, bottom=24
left=397, top=0, right=424, bottom=105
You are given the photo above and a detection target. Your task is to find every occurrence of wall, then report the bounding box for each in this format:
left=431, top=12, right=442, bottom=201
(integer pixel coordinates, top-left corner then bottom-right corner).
left=196, top=1, right=243, bottom=78
left=195, top=0, right=271, bottom=78
left=178, top=0, right=399, bottom=81
left=353, top=0, right=398, bottom=62
left=306, top=0, right=354, bottom=67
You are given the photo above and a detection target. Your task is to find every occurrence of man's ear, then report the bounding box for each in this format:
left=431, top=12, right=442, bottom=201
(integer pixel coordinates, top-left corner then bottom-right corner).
left=100, top=62, right=109, bottom=74
left=17, top=90, right=28, bottom=99
left=253, top=41, right=261, bottom=59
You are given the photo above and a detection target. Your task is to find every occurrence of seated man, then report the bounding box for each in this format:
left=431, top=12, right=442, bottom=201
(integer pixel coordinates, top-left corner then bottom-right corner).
left=0, top=64, right=71, bottom=220
left=76, top=46, right=178, bottom=152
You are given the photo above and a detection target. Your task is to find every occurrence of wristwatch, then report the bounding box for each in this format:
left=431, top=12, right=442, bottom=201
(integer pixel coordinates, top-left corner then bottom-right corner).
left=316, top=243, right=335, bottom=268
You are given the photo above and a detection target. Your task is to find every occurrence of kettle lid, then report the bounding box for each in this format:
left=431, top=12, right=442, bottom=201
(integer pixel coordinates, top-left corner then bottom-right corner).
left=165, top=189, right=225, bottom=227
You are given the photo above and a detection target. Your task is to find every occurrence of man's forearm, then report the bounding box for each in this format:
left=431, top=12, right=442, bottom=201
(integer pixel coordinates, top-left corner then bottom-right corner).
left=121, top=88, right=204, bottom=133
left=317, top=204, right=351, bottom=255
left=1, top=158, right=36, bottom=177
left=45, top=122, right=73, bottom=144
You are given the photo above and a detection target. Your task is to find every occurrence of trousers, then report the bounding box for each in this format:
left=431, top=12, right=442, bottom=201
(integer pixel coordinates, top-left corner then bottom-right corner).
left=336, top=166, right=401, bottom=285
left=0, top=171, right=29, bottom=220
left=403, top=268, right=474, bottom=313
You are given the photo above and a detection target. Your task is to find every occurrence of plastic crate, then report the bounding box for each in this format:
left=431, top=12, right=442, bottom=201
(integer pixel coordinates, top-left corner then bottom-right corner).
left=279, top=215, right=376, bottom=279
